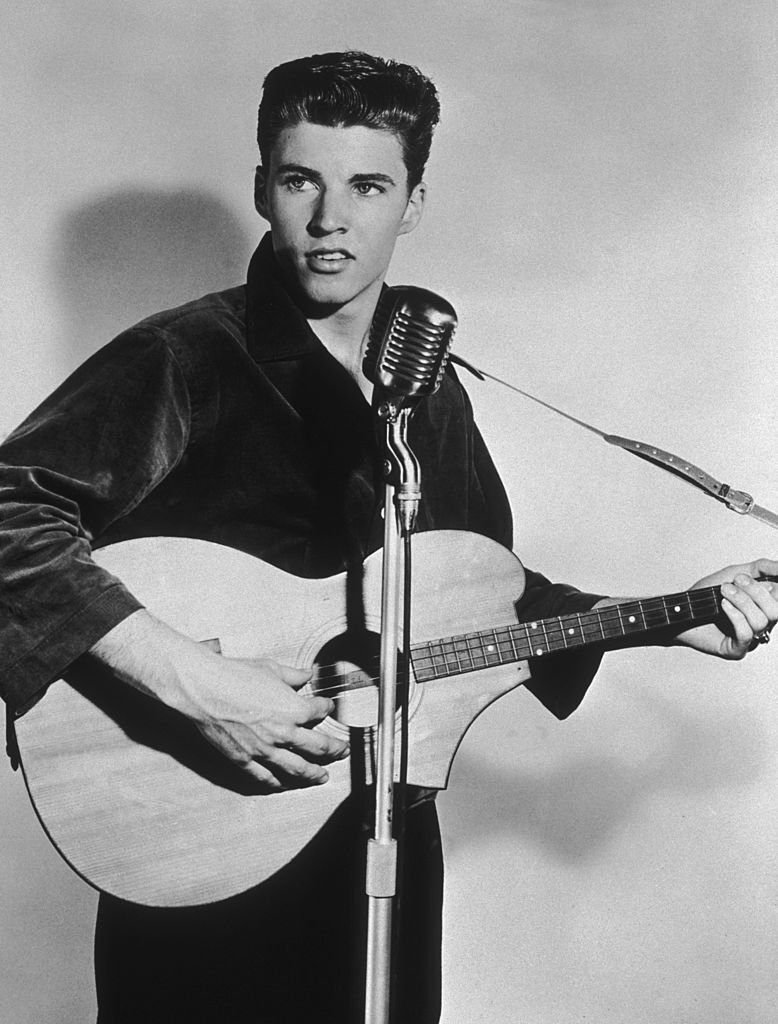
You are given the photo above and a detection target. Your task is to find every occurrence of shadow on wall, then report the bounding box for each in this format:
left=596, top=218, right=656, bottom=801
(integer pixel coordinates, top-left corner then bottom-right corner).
left=51, top=188, right=254, bottom=375
left=443, top=684, right=766, bottom=863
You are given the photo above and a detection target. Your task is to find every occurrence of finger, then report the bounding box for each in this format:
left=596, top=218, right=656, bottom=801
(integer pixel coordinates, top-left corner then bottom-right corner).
left=719, top=597, right=754, bottom=654
left=209, top=728, right=332, bottom=790
left=258, top=660, right=333, bottom=719
left=275, top=663, right=313, bottom=688
left=749, top=558, right=778, bottom=581
left=258, top=746, right=332, bottom=787
left=724, top=576, right=777, bottom=632
left=723, top=588, right=769, bottom=637
left=237, top=753, right=333, bottom=794
left=295, top=693, right=336, bottom=725
left=286, top=725, right=349, bottom=764
left=196, top=723, right=287, bottom=791
left=236, top=759, right=286, bottom=792
left=740, top=576, right=778, bottom=619
left=215, top=716, right=340, bottom=785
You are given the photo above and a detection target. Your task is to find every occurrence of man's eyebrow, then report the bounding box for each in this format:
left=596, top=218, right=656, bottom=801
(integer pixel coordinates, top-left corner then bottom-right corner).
left=350, top=172, right=398, bottom=186
left=274, top=164, right=398, bottom=187
left=275, top=163, right=322, bottom=179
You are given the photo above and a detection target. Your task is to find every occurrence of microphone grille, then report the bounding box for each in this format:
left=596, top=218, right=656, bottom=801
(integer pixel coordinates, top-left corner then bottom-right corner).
left=364, top=286, right=458, bottom=398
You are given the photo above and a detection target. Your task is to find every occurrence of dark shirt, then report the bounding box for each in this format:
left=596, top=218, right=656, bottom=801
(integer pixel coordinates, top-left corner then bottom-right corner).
left=0, top=233, right=602, bottom=720
left=1, top=233, right=607, bottom=1023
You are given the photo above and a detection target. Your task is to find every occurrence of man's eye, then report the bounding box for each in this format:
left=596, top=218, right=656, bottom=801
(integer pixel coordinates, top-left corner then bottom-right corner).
left=354, top=181, right=383, bottom=196
left=284, top=176, right=315, bottom=192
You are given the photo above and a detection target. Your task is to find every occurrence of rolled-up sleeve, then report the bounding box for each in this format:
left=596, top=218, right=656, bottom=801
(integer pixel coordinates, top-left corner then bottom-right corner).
left=0, top=328, right=190, bottom=711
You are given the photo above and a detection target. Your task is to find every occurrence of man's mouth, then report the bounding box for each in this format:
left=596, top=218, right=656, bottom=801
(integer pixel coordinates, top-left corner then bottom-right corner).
left=305, top=248, right=355, bottom=273
left=307, top=249, right=354, bottom=261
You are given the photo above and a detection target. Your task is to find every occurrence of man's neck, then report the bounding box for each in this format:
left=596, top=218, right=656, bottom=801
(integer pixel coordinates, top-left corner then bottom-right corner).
left=306, top=289, right=380, bottom=400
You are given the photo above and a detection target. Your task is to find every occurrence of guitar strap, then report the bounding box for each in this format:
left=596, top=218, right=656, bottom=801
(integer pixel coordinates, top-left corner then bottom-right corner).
left=451, top=354, right=778, bottom=532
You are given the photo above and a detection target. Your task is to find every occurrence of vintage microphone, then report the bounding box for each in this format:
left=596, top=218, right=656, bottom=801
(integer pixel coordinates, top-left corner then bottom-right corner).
left=363, top=285, right=457, bottom=405
left=361, top=286, right=457, bottom=1024
left=363, top=286, right=457, bottom=535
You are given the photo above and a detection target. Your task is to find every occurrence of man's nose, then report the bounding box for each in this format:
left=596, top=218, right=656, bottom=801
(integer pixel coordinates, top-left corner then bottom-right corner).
left=308, top=187, right=349, bottom=235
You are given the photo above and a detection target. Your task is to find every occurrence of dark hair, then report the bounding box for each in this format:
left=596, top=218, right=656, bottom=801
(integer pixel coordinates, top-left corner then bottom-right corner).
left=257, top=51, right=440, bottom=191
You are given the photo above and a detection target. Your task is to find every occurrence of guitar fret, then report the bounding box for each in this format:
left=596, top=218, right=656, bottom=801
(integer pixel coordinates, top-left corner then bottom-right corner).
left=523, top=620, right=547, bottom=658
left=665, top=598, right=682, bottom=623
left=467, top=632, right=485, bottom=669
left=510, top=623, right=530, bottom=661
left=454, top=635, right=473, bottom=674
left=642, top=599, right=672, bottom=629
left=639, top=601, right=649, bottom=631
left=616, top=605, right=627, bottom=635
left=507, top=628, right=521, bottom=662
left=690, top=593, right=720, bottom=618
left=616, top=601, right=645, bottom=638
left=467, top=634, right=489, bottom=672
left=454, top=635, right=475, bottom=673
left=580, top=612, right=607, bottom=642
left=600, top=606, right=625, bottom=641
left=542, top=611, right=584, bottom=651
left=429, top=641, right=450, bottom=679
left=411, top=641, right=437, bottom=683
left=440, top=638, right=461, bottom=674
left=485, top=630, right=501, bottom=667
left=496, top=627, right=515, bottom=662
left=559, top=619, right=569, bottom=650
left=538, top=620, right=550, bottom=656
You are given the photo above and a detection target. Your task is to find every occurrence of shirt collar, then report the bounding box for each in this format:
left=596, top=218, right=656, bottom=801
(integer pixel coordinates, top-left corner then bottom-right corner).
left=245, top=232, right=323, bottom=363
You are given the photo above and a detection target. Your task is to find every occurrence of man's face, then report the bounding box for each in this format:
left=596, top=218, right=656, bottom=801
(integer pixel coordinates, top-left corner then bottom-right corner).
left=256, top=121, right=425, bottom=316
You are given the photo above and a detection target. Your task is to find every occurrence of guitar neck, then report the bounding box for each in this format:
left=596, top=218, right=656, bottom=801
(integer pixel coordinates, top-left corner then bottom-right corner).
left=411, top=584, right=727, bottom=683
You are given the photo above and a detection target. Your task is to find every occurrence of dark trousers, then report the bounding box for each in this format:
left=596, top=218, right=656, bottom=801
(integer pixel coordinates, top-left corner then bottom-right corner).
left=94, top=797, right=443, bottom=1024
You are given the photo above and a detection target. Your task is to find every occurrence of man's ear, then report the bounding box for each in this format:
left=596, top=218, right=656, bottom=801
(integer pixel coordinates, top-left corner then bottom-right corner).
left=254, top=166, right=269, bottom=221
left=398, top=181, right=427, bottom=236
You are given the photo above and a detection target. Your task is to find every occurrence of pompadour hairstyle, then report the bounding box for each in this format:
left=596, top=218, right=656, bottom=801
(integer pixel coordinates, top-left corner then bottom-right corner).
left=257, top=51, right=440, bottom=191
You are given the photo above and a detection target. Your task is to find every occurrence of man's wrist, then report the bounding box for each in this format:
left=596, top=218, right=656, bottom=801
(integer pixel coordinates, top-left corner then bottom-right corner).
left=89, top=608, right=217, bottom=717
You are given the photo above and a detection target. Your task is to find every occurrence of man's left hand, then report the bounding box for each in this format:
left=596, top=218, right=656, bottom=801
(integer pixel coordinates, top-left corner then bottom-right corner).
left=674, top=559, right=778, bottom=659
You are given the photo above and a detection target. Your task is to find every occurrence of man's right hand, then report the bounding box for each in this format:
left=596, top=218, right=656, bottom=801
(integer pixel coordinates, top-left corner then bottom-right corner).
left=90, top=609, right=349, bottom=792
left=188, top=655, right=348, bottom=790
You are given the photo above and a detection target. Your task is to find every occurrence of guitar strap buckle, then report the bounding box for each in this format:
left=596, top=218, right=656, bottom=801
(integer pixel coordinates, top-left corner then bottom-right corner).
left=718, top=485, right=754, bottom=515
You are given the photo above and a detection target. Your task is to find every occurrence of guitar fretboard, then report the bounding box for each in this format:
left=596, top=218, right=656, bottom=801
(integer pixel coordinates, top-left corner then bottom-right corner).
left=411, top=586, right=724, bottom=683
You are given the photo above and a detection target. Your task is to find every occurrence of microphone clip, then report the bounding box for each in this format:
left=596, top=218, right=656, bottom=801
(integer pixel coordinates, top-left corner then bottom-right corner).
left=376, top=402, right=421, bottom=535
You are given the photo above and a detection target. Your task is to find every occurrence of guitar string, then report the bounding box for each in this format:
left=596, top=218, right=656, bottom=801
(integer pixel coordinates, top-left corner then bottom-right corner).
left=306, top=588, right=722, bottom=699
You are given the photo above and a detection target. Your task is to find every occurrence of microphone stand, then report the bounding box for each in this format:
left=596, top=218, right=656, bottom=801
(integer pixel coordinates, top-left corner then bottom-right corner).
left=364, top=398, right=420, bottom=1024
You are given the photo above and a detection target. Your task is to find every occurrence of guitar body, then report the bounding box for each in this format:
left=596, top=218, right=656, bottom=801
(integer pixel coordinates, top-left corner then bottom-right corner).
left=15, top=530, right=531, bottom=907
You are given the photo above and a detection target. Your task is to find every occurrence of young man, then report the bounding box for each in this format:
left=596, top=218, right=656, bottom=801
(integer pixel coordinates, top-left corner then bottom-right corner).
left=1, top=51, right=776, bottom=1023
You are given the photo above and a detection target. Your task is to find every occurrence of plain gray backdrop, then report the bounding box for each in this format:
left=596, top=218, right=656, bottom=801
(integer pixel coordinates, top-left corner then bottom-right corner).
left=1, top=2, right=777, bottom=1021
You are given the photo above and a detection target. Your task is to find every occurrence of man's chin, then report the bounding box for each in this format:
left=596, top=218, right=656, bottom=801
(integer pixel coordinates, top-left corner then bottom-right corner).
left=289, top=273, right=372, bottom=319
left=292, top=284, right=350, bottom=318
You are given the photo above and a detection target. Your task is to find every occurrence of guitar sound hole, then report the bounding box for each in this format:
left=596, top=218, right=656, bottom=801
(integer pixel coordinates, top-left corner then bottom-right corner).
left=312, top=630, right=393, bottom=729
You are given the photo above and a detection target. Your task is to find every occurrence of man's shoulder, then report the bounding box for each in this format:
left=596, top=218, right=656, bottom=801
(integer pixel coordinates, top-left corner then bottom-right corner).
left=98, top=284, right=251, bottom=387
left=132, top=284, right=248, bottom=346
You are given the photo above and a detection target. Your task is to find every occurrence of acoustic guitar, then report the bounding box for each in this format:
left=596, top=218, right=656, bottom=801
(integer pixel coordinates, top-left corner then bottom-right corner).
left=14, top=530, right=729, bottom=908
